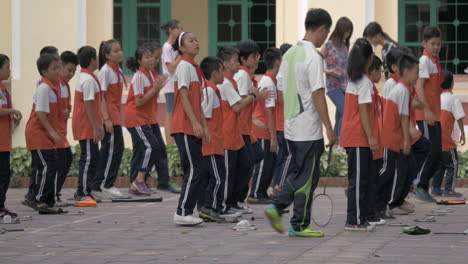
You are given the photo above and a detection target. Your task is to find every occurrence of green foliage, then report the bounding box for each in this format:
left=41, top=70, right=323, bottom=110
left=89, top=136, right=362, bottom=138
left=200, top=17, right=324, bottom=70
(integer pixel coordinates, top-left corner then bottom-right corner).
left=320, top=150, right=348, bottom=177
left=8, top=146, right=468, bottom=187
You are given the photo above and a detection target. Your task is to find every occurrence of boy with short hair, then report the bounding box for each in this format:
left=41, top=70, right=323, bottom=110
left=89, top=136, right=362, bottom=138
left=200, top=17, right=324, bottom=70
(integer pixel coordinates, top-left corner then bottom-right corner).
left=413, top=26, right=443, bottom=202
left=433, top=71, right=465, bottom=197
left=72, top=46, right=104, bottom=204
left=232, top=40, right=264, bottom=213
left=248, top=47, right=282, bottom=204
left=55, top=51, right=78, bottom=206
left=198, top=56, right=227, bottom=222
left=216, top=46, right=268, bottom=216
left=265, top=8, right=336, bottom=237
left=23, top=54, right=64, bottom=214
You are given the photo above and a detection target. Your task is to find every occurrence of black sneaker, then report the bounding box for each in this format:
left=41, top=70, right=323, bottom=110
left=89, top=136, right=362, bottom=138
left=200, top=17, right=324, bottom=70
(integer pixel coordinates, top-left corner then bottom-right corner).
left=0, top=208, right=18, bottom=219
left=74, top=192, right=85, bottom=202
left=199, top=208, right=225, bottom=223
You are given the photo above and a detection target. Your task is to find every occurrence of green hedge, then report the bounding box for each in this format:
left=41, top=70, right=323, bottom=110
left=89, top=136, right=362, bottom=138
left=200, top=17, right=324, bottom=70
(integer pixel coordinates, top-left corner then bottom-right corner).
left=8, top=146, right=468, bottom=187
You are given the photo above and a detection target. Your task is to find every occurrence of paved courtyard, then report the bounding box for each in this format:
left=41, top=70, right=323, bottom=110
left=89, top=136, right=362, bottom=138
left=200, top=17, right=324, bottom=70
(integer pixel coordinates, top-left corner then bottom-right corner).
left=1, top=187, right=468, bottom=264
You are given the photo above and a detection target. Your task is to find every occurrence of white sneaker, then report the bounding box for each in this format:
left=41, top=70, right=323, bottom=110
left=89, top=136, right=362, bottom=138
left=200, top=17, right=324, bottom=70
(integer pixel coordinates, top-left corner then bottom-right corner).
left=102, top=186, right=125, bottom=198
left=91, top=190, right=111, bottom=200
left=220, top=210, right=242, bottom=219
left=369, top=218, right=386, bottom=226
left=237, top=203, right=254, bottom=214
left=173, top=213, right=204, bottom=226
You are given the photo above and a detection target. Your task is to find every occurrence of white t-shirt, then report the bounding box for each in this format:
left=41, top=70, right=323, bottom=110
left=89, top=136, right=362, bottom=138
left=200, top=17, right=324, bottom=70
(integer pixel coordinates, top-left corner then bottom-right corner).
left=218, top=77, right=242, bottom=106
left=419, top=55, right=439, bottom=79
left=174, top=60, right=198, bottom=90
left=441, top=92, right=465, bottom=121
left=345, top=76, right=374, bottom=104
left=202, top=86, right=221, bottom=119
left=34, top=82, right=58, bottom=113
left=76, top=72, right=100, bottom=101
left=233, top=70, right=252, bottom=96
left=382, top=77, right=397, bottom=100
left=161, top=42, right=179, bottom=93
left=131, top=70, right=154, bottom=96
left=388, top=83, right=410, bottom=116
left=98, top=63, right=122, bottom=92
left=279, top=40, right=326, bottom=141
left=258, top=75, right=276, bottom=108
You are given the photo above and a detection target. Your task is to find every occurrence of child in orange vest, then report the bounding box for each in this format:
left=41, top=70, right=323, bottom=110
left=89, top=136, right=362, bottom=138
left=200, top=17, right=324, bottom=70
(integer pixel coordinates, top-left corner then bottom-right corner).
left=24, top=54, right=64, bottom=214
left=0, top=54, right=22, bottom=219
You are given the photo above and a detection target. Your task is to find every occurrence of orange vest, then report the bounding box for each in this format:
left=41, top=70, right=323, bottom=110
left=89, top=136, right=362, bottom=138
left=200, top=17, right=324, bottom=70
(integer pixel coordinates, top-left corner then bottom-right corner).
left=72, top=69, right=103, bottom=140
left=56, top=78, right=71, bottom=148
left=0, top=83, right=12, bottom=152
left=125, top=67, right=155, bottom=128
left=171, top=56, right=204, bottom=136
left=221, top=74, right=245, bottom=151
left=415, top=51, right=443, bottom=122
left=25, top=78, right=61, bottom=150
left=103, top=62, right=124, bottom=126
left=202, top=82, right=224, bottom=156
left=252, top=72, right=277, bottom=140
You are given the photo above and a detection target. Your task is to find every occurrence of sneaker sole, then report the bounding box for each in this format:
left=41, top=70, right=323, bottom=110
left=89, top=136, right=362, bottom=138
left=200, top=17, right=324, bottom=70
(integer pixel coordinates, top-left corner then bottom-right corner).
left=199, top=213, right=224, bottom=223
left=264, top=209, right=284, bottom=233
left=174, top=221, right=203, bottom=226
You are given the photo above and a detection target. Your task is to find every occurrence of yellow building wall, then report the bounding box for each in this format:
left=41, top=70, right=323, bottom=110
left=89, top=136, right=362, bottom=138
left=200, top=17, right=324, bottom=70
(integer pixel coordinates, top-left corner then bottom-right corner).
left=87, top=0, right=113, bottom=49
left=276, top=0, right=301, bottom=47
left=172, top=0, right=209, bottom=63
left=0, top=0, right=12, bottom=57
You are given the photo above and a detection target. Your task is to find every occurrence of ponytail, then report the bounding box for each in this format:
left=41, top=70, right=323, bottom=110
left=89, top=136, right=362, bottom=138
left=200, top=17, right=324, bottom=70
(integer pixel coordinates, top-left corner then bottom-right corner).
left=99, top=39, right=120, bottom=70
left=160, top=19, right=180, bottom=35
left=126, top=43, right=153, bottom=73
left=347, top=38, right=373, bottom=82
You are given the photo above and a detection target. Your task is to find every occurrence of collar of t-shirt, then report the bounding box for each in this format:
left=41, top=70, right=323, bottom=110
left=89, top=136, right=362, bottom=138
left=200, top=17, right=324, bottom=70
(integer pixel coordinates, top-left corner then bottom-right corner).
left=389, top=73, right=399, bottom=82
left=138, top=67, right=154, bottom=86
left=107, top=61, right=127, bottom=88
left=423, top=50, right=444, bottom=84
left=398, top=79, right=415, bottom=112
left=264, top=71, right=278, bottom=86
left=58, top=77, right=72, bottom=108
left=39, top=76, right=62, bottom=119
left=181, top=55, right=206, bottom=88
left=442, top=90, right=452, bottom=94
left=239, top=66, right=258, bottom=88
left=81, top=68, right=102, bottom=92
left=224, top=73, right=238, bottom=90
left=366, top=74, right=383, bottom=120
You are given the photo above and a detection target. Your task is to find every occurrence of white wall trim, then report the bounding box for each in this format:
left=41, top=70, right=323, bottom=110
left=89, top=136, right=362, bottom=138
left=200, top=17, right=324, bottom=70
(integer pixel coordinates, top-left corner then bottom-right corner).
left=77, top=0, right=87, bottom=47
left=365, top=0, right=375, bottom=25
left=297, top=0, right=308, bottom=39
left=11, top=0, right=21, bottom=80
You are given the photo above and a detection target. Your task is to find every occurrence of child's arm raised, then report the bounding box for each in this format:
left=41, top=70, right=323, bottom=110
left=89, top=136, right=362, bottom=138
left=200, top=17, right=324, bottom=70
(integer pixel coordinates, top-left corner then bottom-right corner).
left=135, top=74, right=168, bottom=107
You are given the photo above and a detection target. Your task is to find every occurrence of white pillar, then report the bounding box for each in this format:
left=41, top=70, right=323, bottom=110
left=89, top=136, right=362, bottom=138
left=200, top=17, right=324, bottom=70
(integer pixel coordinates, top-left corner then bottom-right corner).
left=11, top=0, right=21, bottom=80
left=297, top=0, right=308, bottom=39
left=77, top=0, right=87, bottom=47
left=365, top=0, right=375, bottom=25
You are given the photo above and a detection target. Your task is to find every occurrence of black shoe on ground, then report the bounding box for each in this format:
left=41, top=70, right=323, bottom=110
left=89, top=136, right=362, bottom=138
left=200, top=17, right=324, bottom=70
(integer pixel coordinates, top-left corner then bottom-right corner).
left=199, top=208, right=225, bottom=223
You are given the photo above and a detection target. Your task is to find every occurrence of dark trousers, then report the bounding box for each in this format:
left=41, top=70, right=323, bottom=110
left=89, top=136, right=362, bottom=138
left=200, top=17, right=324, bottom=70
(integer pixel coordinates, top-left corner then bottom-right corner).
left=93, top=125, right=124, bottom=191
left=250, top=139, right=276, bottom=199
left=394, top=153, right=416, bottom=207
left=433, top=149, right=459, bottom=191
left=27, top=149, right=57, bottom=206
left=272, top=131, right=292, bottom=187
left=197, top=154, right=226, bottom=212
left=174, top=133, right=203, bottom=216
left=55, top=147, right=72, bottom=200
left=128, top=125, right=157, bottom=183
left=346, top=147, right=375, bottom=226
left=150, top=124, right=170, bottom=187
left=416, top=121, right=442, bottom=191
left=0, top=152, right=11, bottom=209
left=228, top=135, right=255, bottom=206
left=411, top=136, right=431, bottom=189
left=223, top=149, right=239, bottom=212
left=274, top=139, right=324, bottom=231
left=77, top=140, right=100, bottom=196
left=368, top=158, right=382, bottom=218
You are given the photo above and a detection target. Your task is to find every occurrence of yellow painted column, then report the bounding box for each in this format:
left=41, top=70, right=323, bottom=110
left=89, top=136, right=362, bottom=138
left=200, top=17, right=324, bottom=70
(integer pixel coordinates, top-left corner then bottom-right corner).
left=0, top=0, right=12, bottom=56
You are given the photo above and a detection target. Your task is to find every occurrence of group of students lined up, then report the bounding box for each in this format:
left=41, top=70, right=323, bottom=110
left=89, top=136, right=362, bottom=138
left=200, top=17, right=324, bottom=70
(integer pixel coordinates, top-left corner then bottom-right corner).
left=0, top=8, right=465, bottom=235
